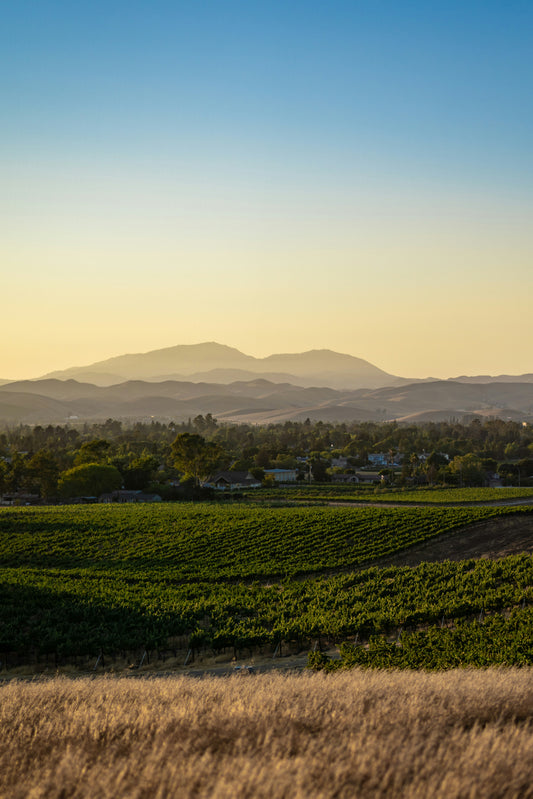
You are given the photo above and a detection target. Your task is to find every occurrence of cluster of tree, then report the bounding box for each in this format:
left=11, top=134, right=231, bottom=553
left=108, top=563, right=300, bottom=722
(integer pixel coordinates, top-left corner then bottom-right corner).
left=1, top=415, right=533, bottom=501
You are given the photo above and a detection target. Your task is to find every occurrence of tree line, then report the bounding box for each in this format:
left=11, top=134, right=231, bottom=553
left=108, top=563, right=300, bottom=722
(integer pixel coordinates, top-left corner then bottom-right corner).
left=1, top=415, right=533, bottom=500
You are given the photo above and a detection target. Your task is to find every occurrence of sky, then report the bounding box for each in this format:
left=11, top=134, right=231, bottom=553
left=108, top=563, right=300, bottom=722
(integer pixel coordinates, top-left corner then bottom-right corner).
left=2, top=0, right=532, bottom=381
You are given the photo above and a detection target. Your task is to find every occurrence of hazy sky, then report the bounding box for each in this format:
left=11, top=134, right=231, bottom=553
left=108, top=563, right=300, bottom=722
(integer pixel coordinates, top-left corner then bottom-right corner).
left=2, top=0, right=532, bottom=380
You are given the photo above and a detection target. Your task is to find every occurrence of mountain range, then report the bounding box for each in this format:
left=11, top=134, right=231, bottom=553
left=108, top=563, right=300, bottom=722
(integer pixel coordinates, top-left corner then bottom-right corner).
left=36, top=342, right=408, bottom=390
left=0, top=342, right=532, bottom=425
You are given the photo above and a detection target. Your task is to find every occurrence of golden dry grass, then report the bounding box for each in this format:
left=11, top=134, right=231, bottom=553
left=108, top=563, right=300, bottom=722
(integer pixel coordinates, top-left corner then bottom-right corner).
left=1, top=669, right=533, bottom=798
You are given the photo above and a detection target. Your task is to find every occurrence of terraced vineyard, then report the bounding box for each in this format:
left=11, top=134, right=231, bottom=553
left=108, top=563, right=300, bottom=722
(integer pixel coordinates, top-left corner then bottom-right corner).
left=0, top=503, right=532, bottom=667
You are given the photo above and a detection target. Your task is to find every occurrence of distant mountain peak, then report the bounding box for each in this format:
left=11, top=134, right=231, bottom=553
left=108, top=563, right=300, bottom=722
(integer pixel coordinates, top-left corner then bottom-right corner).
left=38, top=341, right=398, bottom=390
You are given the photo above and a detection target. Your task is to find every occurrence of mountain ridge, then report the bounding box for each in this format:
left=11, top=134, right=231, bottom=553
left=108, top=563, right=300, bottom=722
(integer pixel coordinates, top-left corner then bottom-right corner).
left=1, top=376, right=533, bottom=426
left=1, top=342, right=531, bottom=424
left=38, top=342, right=403, bottom=390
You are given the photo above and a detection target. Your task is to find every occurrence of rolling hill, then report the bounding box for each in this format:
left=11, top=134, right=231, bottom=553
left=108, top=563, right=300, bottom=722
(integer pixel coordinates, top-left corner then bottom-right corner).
left=0, top=342, right=530, bottom=424
left=1, top=376, right=533, bottom=425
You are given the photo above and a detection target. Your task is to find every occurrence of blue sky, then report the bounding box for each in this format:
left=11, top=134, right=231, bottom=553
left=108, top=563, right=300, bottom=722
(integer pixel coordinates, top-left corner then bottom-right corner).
left=2, top=1, right=532, bottom=379
left=5, top=1, right=531, bottom=179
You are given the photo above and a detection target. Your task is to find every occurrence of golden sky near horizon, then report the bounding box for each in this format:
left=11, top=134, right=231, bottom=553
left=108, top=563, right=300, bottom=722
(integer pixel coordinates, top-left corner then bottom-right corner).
left=2, top=2, right=532, bottom=382
left=3, top=194, right=531, bottom=381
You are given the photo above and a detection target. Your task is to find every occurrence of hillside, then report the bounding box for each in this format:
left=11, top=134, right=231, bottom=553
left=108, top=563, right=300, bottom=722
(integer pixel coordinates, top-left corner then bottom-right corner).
left=2, top=375, right=533, bottom=424
left=0, top=503, right=532, bottom=675
left=371, top=511, right=533, bottom=567
left=39, top=342, right=402, bottom=390
left=453, top=373, right=533, bottom=384
left=0, top=341, right=521, bottom=424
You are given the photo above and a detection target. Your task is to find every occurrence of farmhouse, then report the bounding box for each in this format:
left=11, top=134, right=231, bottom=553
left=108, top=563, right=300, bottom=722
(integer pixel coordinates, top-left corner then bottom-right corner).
left=330, top=456, right=350, bottom=469
left=205, top=471, right=262, bottom=490
left=331, top=474, right=359, bottom=484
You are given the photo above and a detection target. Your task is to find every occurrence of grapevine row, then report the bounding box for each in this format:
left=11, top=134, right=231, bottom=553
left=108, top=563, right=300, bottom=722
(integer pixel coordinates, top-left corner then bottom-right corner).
left=1, top=554, right=532, bottom=658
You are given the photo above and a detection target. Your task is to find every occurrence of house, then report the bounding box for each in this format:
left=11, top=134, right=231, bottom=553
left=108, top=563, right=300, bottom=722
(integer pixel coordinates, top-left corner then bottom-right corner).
left=368, top=453, right=403, bottom=468
left=331, top=472, right=383, bottom=485
left=67, top=496, right=99, bottom=504
left=0, top=493, right=41, bottom=506
left=263, top=468, right=298, bottom=483
left=204, top=471, right=262, bottom=490
left=368, top=453, right=389, bottom=467
left=331, top=473, right=360, bottom=484
left=99, top=490, right=162, bottom=503
left=331, top=456, right=349, bottom=469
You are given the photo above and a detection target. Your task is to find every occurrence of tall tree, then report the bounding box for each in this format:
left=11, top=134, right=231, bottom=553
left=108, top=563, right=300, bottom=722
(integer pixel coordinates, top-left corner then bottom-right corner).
left=27, top=450, right=59, bottom=499
left=74, top=439, right=111, bottom=465
left=171, top=434, right=225, bottom=486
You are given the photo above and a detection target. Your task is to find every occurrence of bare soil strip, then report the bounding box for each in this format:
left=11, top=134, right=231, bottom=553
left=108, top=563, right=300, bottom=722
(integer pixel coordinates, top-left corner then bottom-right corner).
left=365, top=513, right=533, bottom=568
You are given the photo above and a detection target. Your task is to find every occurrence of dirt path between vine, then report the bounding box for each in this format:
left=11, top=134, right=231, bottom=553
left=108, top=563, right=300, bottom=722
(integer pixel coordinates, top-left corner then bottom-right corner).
left=365, top=513, right=533, bottom=569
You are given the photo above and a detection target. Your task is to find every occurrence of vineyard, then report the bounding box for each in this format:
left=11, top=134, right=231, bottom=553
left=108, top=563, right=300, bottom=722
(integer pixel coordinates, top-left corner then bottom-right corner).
left=245, top=485, right=533, bottom=504
left=309, top=608, right=533, bottom=670
left=0, top=503, right=526, bottom=579
left=0, top=503, right=532, bottom=668
left=344, top=486, right=533, bottom=504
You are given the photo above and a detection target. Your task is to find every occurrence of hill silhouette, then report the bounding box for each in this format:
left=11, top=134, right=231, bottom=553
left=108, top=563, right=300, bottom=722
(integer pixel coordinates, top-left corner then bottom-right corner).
left=39, top=342, right=402, bottom=390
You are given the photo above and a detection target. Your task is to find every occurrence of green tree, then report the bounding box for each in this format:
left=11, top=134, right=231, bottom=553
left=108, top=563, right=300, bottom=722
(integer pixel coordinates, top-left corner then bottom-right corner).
left=449, top=453, right=486, bottom=487
left=6, top=452, right=29, bottom=492
left=273, top=454, right=298, bottom=469
left=309, top=455, right=330, bottom=482
left=504, top=442, right=520, bottom=461
left=58, top=463, right=123, bottom=498
left=424, top=451, right=448, bottom=485
left=123, top=454, right=158, bottom=491
left=192, top=413, right=218, bottom=435
left=0, top=458, right=7, bottom=493
left=74, top=439, right=111, bottom=465
left=171, top=433, right=225, bottom=486
left=254, top=446, right=272, bottom=468
left=27, top=450, right=59, bottom=499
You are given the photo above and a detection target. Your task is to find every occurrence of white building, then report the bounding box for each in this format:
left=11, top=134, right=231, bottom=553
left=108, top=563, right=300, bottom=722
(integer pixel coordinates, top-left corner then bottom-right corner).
left=264, top=468, right=298, bottom=483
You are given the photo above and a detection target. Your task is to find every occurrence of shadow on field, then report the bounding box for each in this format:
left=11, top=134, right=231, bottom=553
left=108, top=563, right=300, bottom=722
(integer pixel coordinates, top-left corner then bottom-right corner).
left=0, top=580, right=188, bottom=668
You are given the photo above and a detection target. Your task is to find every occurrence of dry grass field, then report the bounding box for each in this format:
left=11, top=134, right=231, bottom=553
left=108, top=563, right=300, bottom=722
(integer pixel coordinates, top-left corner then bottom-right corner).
left=1, top=669, right=533, bottom=798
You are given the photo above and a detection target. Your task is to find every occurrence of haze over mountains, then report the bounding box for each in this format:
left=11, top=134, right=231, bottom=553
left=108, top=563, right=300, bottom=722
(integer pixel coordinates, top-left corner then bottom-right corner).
left=38, top=342, right=405, bottom=390
left=1, top=342, right=532, bottom=425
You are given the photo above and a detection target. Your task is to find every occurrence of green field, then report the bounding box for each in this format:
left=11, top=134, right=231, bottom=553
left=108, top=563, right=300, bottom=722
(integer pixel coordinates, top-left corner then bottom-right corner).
left=245, top=485, right=533, bottom=504
left=310, top=606, right=533, bottom=670
left=1, top=503, right=532, bottom=667
left=348, top=487, right=533, bottom=504
left=0, top=502, right=525, bottom=578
